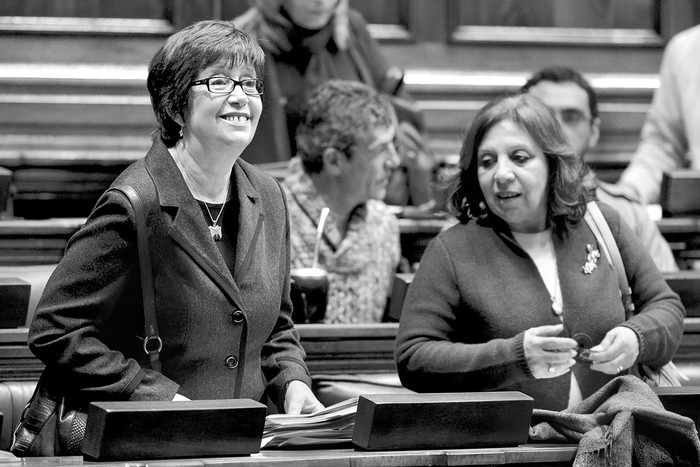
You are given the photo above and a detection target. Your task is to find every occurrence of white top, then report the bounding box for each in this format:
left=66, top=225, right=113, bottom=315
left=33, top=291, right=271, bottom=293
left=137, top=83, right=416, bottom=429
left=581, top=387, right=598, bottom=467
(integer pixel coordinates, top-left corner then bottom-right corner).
left=618, top=24, right=700, bottom=203
left=513, top=229, right=583, bottom=408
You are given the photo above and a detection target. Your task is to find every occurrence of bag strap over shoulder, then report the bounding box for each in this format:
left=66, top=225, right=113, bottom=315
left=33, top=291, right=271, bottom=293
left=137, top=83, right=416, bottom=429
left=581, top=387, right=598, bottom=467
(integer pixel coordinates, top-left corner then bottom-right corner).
left=107, top=185, right=161, bottom=372
left=583, top=201, right=635, bottom=318
left=584, top=202, right=688, bottom=386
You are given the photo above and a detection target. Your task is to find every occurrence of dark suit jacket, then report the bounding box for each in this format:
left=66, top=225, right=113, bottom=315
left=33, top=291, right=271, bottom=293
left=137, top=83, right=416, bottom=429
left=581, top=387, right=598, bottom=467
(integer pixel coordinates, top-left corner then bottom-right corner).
left=29, top=139, right=311, bottom=409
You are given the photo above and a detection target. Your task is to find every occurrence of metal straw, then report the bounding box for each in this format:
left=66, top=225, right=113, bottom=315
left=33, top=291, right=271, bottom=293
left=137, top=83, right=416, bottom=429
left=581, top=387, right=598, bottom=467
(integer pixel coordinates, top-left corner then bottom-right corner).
left=312, top=207, right=330, bottom=269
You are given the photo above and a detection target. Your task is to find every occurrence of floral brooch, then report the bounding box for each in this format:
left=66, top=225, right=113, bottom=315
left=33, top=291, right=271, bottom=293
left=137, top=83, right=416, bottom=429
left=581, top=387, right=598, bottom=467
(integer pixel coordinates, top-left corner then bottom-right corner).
left=582, top=244, right=601, bottom=274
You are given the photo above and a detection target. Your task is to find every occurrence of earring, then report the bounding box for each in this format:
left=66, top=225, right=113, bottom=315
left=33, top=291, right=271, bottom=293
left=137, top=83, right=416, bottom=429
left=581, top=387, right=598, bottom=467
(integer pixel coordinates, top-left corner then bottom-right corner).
left=179, top=127, right=184, bottom=138
left=478, top=201, right=489, bottom=220
left=462, top=198, right=475, bottom=220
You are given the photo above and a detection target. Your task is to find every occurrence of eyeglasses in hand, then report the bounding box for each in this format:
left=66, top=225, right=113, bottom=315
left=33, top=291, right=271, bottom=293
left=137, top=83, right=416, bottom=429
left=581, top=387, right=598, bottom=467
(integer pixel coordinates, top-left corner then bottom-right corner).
left=189, top=76, right=264, bottom=96
left=572, top=332, right=594, bottom=363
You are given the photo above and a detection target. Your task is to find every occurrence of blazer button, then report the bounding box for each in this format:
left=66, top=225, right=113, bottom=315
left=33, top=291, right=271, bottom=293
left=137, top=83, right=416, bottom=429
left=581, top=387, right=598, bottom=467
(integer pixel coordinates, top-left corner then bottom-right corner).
left=224, top=355, right=239, bottom=369
left=231, top=310, right=244, bottom=324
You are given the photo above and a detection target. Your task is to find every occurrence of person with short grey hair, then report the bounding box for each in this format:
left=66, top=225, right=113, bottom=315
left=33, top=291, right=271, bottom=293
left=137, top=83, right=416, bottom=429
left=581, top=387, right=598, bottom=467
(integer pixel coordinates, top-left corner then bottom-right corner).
left=284, top=79, right=401, bottom=323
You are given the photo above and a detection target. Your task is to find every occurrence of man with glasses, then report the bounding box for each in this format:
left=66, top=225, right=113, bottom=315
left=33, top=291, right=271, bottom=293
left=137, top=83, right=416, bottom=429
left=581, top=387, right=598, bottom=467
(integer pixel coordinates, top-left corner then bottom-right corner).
left=521, top=66, right=678, bottom=272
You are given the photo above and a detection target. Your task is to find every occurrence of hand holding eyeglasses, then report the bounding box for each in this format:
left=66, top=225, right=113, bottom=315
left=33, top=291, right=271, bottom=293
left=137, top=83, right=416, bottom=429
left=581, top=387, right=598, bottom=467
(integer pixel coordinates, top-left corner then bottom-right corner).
left=583, top=326, right=640, bottom=375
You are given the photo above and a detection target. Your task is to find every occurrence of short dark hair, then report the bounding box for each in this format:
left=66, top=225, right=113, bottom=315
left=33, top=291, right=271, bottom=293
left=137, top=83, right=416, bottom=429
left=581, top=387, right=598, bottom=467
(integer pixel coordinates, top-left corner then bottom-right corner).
left=147, top=20, right=265, bottom=147
left=520, top=66, right=598, bottom=119
left=449, top=94, right=589, bottom=236
left=295, top=80, right=395, bottom=174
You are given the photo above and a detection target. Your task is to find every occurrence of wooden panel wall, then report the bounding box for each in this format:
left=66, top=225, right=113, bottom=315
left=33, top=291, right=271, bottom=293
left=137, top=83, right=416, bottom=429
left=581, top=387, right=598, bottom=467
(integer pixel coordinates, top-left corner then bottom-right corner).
left=0, top=0, right=166, bottom=19
left=459, top=0, right=655, bottom=29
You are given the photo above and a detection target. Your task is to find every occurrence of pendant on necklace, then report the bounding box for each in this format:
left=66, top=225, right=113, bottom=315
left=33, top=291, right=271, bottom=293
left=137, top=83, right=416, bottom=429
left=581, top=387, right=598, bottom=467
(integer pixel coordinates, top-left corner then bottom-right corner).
left=551, top=297, right=563, bottom=316
left=209, top=224, right=222, bottom=241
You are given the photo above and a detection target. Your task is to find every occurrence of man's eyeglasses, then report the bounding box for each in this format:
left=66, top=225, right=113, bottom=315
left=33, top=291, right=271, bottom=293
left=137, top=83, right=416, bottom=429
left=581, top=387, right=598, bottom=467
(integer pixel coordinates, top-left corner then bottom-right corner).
left=557, top=109, right=592, bottom=126
left=190, top=77, right=264, bottom=96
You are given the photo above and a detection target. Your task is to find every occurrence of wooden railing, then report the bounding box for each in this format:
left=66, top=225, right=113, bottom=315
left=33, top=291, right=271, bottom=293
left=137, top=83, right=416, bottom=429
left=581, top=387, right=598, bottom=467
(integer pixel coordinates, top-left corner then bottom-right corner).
left=2, top=214, right=700, bottom=268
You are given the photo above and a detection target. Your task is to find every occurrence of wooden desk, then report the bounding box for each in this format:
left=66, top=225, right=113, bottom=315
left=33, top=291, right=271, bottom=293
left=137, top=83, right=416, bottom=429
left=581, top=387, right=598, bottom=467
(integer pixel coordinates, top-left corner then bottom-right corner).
left=0, top=445, right=578, bottom=466
left=297, top=324, right=398, bottom=375
left=398, top=217, right=445, bottom=266
left=4, top=215, right=696, bottom=268
left=657, top=217, right=700, bottom=266
left=0, top=217, right=84, bottom=265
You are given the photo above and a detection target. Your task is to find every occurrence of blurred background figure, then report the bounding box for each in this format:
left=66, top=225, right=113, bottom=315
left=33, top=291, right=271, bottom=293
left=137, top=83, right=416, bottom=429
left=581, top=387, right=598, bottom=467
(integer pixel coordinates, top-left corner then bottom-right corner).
left=234, top=0, right=436, bottom=208
left=616, top=24, right=700, bottom=204
left=284, top=80, right=401, bottom=324
left=395, top=94, right=684, bottom=411
left=521, top=66, right=678, bottom=272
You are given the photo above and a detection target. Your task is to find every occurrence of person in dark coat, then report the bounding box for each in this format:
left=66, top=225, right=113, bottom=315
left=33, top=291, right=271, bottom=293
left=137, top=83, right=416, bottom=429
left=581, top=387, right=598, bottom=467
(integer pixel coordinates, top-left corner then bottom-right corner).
left=27, top=20, right=322, bottom=414
left=395, top=94, right=685, bottom=411
left=234, top=0, right=435, bottom=207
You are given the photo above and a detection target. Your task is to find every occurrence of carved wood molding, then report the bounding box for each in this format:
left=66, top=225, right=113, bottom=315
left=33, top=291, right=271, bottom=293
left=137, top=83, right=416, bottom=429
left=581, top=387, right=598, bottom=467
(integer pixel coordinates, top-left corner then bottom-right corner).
left=0, top=16, right=173, bottom=36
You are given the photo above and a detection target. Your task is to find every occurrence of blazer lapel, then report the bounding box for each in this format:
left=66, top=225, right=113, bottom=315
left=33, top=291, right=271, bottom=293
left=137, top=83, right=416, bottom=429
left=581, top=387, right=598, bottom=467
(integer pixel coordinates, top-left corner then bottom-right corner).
left=233, top=162, right=264, bottom=284
left=144, top=141, right=244, bottom=308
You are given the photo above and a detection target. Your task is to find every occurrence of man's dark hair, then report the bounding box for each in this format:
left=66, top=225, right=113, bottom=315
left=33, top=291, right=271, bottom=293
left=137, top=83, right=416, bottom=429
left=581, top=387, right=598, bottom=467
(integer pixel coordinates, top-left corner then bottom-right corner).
left=521, top=66, right=598, bottom=119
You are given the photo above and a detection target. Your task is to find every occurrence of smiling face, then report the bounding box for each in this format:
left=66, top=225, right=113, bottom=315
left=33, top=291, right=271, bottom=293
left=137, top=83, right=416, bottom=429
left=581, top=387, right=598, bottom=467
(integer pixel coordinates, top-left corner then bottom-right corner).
left=283, top=0, right=338, bottom=30
left=340, top=125, right=400, bottom=205
left=477, top=119, right=550, bottom=233
left=184, top=60, right=262, bottom=155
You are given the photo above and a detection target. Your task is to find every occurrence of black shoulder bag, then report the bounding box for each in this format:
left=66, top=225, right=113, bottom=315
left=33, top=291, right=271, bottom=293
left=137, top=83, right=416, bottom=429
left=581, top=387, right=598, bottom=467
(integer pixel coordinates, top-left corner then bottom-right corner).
left=11, top=185, right=162, bottom=457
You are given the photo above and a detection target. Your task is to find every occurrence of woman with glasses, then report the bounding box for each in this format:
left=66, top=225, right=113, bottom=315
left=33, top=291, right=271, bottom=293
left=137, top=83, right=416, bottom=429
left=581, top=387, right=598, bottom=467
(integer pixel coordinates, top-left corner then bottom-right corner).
left=16, top=20, right=322, bottom=455
left=395, top=94, right=685, bottom=411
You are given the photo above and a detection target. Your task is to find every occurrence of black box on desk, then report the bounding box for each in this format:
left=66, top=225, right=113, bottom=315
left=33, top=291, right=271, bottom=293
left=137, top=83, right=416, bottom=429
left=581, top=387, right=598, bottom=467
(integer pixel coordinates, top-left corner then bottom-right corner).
left=82, top=399, right=267, bottom=461
left=352, top=392, right=534, bottom=451
left=654, top=386, right=700, bottom=428
left=384, top=273, right=413, bottom=322
left=660, top=171, right=700, bottom=216
left=0, top=278, right=30, bottom=328
left=0, top=166, right=11, bottom=214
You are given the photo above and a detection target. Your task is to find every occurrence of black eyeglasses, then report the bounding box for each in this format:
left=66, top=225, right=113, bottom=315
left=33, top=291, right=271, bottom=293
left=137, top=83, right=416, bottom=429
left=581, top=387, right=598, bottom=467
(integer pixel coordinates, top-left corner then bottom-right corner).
left=189, top=76, right=264, bottom=96
left=572, top=332, right=594, bottom=363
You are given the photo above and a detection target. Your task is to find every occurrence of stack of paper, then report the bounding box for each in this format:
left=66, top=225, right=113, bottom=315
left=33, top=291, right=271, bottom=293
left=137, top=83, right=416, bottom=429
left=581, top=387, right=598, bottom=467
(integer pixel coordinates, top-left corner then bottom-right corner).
left=261, top=397, right=358, bottom=449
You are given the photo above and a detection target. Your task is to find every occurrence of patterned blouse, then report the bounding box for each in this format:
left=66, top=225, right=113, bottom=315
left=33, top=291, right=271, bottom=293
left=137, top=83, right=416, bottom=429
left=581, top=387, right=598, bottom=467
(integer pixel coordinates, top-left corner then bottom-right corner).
left=282, top=168, right=401, bottom=323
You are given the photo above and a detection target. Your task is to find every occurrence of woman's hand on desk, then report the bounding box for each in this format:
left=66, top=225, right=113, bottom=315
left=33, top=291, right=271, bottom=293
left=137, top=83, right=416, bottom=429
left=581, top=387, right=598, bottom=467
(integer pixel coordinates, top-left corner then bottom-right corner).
left=524, top=324, right=577, bottom=379
left=284, top=380, right=324, bottom=415
left=588, top=326, right=640, bottom=374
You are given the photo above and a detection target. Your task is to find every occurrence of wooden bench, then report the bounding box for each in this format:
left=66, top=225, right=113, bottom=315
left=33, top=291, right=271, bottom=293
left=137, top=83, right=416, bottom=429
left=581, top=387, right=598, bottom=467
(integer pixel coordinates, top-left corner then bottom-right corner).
left=405, top=70, right=655, bottom=183
left=2, top=212, right=700, bottom=270
left=398, top=215, right=700, bottom=271
left=0, top=64, right=657, bottom=217
left=0, top=218, right=83, bottom=265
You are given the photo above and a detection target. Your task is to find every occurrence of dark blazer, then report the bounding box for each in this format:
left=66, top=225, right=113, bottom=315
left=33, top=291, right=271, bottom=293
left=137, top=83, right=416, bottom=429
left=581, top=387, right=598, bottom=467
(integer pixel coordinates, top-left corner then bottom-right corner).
left=29, top=139, right=311, bottom=409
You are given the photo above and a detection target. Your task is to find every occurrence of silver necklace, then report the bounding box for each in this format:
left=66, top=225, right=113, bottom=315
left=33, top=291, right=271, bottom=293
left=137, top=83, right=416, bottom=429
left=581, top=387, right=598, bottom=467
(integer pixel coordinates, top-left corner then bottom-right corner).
left=202, top=194, right=227, bottom=241
left=190, top=179, right=229, bottom=241
left=550, top=267, right=563, bottom=317
left=175, top=144, right=229, bottom=241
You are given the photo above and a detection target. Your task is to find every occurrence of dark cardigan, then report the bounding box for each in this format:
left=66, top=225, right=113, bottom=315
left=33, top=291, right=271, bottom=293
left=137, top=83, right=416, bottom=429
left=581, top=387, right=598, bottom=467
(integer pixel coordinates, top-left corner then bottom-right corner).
left=29, top=140, right=311, bottom=410
left=395, top=204, right=685, bottom=411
